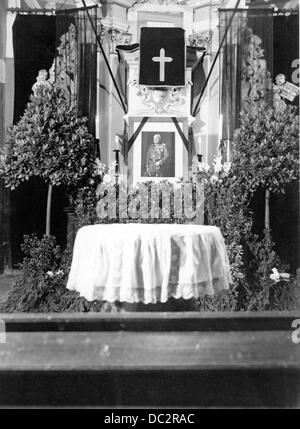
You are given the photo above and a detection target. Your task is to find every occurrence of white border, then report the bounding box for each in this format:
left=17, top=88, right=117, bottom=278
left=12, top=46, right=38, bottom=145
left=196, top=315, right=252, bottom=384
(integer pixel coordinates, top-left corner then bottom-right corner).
left=132, top=120, right=184, bottom=184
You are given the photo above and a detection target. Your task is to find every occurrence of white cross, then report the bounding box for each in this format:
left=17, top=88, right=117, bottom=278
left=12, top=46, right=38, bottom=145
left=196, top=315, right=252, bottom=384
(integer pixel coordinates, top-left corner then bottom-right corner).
left=152, top=48, right=173, bottom=82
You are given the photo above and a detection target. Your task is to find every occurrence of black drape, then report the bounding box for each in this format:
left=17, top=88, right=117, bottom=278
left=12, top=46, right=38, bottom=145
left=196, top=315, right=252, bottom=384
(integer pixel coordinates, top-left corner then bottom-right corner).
left=219, top=9, right=273, bottom=140
left=0, top=0, right=7, bottom=273
left=273, top=13, right=299, bottom=108
left=13, top=15, right=56, bottom=124
left=10, top=9, right=98, bottom=265
left=11, top=16, right=57, bottom=266
left=56, top=7, right=97, bottom=134
left=272, top=12, right=299, bottom=271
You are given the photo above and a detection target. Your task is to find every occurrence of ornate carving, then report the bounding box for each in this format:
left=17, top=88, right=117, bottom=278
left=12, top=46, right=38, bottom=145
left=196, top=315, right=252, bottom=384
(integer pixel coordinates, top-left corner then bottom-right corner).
left=241, top=27, right=272, bottom=114
left=130, top=80, right=186, bottom=114
left=273, top=74, right=287, bottom=112
left=97, top=24, right=132, bottom=51
left=48, top=23, right=77, bottom=105
left=188, top=31, right=213, bottom=50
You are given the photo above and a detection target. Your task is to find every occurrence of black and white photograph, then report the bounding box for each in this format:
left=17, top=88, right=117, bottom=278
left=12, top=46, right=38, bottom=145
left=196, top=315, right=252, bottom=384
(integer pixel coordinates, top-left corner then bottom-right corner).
left=141, top=131, right=175, bottom=178
left=0, top=0, right=299, bottom=411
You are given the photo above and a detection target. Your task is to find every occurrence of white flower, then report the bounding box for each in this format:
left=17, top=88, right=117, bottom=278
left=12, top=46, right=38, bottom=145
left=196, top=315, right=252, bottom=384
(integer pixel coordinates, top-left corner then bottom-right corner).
left=210, top=174, right=219, bottom=184
left=94, top=159, right=106, bottom=176
left=279, top=272, right=291, bottom=282
left=108, top=161, right=117, bottom=174
left=223, top=161, right=231, bottom=175
left=213, top=155, right=223, bottom=174
left=270, top=268, right=280, bottom=283
left=270, top=268, right=291, bottom=283
left=102, top=174, right=112, bottom=184
left=174, top=181, right=183, bottom=189
left=198, top=162, right=210, bottom=173
left=46, top=271, right=54, bottom=278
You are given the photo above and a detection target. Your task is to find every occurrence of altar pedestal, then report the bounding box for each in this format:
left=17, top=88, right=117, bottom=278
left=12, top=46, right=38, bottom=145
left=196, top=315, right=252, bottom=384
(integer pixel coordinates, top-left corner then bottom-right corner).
left=67, top=223, right=231, bottom=305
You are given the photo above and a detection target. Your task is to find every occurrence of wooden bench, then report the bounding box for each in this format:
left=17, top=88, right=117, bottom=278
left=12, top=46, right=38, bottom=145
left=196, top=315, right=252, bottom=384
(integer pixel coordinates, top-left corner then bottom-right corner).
left=0, top=311, right=299, bottom=407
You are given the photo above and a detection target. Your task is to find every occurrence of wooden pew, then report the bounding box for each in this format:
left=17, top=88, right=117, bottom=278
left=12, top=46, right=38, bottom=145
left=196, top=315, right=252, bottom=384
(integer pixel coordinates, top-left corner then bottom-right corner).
left=0, top=312, right=299, bottom=407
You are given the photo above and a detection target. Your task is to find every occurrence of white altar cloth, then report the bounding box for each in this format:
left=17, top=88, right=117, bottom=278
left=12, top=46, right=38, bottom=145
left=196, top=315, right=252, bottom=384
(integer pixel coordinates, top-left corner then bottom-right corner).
left=67, top=224, right=231, bottom=304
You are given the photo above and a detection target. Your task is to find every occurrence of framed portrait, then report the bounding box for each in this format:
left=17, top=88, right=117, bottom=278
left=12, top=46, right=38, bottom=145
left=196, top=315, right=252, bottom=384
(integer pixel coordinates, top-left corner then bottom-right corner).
left=130, top=119, right=187, bottom=184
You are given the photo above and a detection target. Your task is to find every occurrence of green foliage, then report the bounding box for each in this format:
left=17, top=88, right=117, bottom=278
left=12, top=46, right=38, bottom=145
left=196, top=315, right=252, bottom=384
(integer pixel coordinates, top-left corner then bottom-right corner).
left=231, top=104, right=299, bottom=194
left=4, top=235, right=120, bottom=313
left=3, top=103, right=299, bottom=313
left=1, top=85, right=96, bottom=192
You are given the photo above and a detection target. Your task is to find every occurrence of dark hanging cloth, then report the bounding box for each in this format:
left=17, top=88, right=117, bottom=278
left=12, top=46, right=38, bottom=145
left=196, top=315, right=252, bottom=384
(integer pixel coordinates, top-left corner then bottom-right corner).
left=10, top=9, right=98, bottom=265
left=139, top=27, right=185, bottom=87
left=13, top=15, right=57, bottom=124
left=273, top=12, right=299, bottom=108
left=272, top=12, right=299, bottom=271
left=11, top=15, right=57, bottom=266
left=219, top=9, right=273, bottom=139
left=56, top=6, right=98, bottom=134
left=0, top=0, right=7, bottom=273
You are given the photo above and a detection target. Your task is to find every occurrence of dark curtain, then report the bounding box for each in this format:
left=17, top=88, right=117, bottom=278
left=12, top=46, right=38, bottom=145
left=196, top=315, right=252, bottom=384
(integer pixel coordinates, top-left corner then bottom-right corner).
left=272, top=12, right=299, bottom=271
left=13, top=15, right=56, bottom=123
left=0, top=0, right=7, bottom=273
left=273, top=13, right=299, bottom=108
left=11, top=16, right=57, bottom=266
left=10, top=8, right=97, bottom=266
left=56, top=7, right=97, bottom=134
left=219, top=9, right=273, bottom=140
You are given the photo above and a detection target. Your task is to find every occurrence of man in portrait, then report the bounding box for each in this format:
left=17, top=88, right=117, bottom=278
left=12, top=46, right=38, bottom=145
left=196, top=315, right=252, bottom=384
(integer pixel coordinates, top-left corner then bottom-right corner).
left=146, top=133, right=170, bottom=177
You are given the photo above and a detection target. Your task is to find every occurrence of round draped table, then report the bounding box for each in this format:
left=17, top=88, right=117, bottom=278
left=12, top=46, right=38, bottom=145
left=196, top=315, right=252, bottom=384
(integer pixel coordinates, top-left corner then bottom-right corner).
left=67, top=223, right=231, bottom=304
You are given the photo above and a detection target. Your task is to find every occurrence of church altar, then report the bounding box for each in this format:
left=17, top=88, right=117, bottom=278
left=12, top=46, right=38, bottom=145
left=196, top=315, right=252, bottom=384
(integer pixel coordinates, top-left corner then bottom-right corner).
left=67, top=223, right=231, bottom=304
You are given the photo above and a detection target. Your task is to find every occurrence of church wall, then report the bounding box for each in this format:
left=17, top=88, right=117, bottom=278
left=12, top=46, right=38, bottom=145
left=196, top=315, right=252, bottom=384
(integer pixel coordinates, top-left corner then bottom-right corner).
left=96, top=1, right=231, bottom=170
left=97, top=0, right=130, bottom=168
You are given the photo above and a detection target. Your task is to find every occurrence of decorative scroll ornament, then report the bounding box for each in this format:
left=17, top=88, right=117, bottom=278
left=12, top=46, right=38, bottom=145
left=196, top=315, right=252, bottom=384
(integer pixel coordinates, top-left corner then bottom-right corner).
left=49, top=23, right=77, bottom=106
left=241, top=27, right=272, bottom=114
left=97, top=24, right=132, bottom=51
left=130, top=80, right=186, bottom=114
left=188, top=31, right=213, bottom=50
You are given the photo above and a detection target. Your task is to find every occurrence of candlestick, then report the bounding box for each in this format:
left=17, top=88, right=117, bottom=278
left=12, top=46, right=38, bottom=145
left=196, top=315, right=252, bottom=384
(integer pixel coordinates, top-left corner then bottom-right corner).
left=197, top=154, right=203, bottom=163
left=96, top=138, right=101, bottom=158
left=113, top=149, right=120, bottom=175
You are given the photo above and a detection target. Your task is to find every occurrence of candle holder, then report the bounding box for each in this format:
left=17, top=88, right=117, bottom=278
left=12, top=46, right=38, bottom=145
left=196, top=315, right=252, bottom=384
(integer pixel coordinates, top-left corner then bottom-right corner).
left=113, top=149, right=120, bottom=175
left=197, top=154, right=203, bottom=163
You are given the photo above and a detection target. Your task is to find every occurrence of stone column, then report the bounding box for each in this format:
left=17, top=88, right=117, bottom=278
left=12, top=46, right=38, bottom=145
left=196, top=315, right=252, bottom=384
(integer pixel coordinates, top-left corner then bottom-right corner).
left=97, top=0, right=132, bottom=174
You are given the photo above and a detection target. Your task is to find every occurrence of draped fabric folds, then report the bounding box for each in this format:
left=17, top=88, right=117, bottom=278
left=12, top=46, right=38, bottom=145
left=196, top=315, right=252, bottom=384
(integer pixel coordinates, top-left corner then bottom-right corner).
left=9, top=7, right=98, bottom=266
left=55, top=7, right=97, bottom=135
left=219, top=9, right=273, bottom=140
left=0, top=0, right=7, bottom=272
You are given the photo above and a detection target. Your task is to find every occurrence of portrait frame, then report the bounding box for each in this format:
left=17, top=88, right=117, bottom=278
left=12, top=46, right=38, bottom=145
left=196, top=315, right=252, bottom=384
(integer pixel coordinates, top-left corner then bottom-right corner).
left=128, top=118, right=188, bottom=185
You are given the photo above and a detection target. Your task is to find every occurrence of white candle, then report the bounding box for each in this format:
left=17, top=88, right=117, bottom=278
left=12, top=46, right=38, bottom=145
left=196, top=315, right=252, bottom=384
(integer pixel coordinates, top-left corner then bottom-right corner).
left=95, top=115, right=100, bottom=139
left=226, top=140, right=231, bottom=162
left=219, top=114, right=223, bottom=142
left=197, top=136, right=202, bottom=155
left=115, top=135, right=120, bottom=150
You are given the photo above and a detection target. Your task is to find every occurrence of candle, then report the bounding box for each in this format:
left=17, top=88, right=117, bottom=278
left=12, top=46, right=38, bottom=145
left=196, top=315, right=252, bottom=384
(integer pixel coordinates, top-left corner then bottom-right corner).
left=95, top=115, right=100, bottom=139
left=226, top=140, right=231, bottom=162
left=197, top=136, right=202, bottom=155
left=219, top=114, right=223, bottom=143
left=115, top=135, right=120, bottom=150
left=113, top=149, right=120, bottom=175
